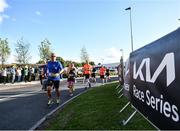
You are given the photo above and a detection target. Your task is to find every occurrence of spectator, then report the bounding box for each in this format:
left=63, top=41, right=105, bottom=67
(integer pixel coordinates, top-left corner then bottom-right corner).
left=2, top=68, right=7, bottom=84
left=0, top=69, right=2, bottom=83
left=24, top=66, right=28, bottom=82
left=21, top=67, right=25, bottom=81
left=28, top=66, right=32, bottom=82
left=16, top=67, right=22, bottom=82
left=34, top=66, right=38, bottom=80
left=31, top=67, right=35, bottom=80
left=10, top=66, right=16, bottom=84
left=6, top=67, right=11, bottom=83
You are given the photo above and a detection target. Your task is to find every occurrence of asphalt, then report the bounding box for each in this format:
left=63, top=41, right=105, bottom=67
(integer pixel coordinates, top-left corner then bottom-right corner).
left=0, top=76, right=118, bottom=130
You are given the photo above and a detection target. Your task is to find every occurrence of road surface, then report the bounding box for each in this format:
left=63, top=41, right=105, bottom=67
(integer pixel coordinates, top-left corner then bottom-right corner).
left=0, top=76, right=118, bottom=130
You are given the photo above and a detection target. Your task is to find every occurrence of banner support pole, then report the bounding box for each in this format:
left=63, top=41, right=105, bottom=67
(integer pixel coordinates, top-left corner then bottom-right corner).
left=115, top=84, right=120, bottom=89
left=122, top=110, right=137, bottom=126
left=118, top=88, right=123, bottom=94
left=118, top=94, right=123, bottom=98
left=119, top=102, right=130, bottom=113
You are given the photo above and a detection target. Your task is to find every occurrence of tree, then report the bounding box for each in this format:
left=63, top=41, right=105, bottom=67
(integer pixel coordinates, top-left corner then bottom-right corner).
left=80, top=46, right=89, bottom=63
left=0, top=38, right=11, bottom=68
left=73, top=62, right=82, bottom=67
left=89, top=61, right=95, bottom=66
left=15, top=37, right=31, bottom=64
left=56, top=56, right=65, bottom=67
left=38, top=39, right=52, bottom=63
left=36, top=60, right=45, bottom=64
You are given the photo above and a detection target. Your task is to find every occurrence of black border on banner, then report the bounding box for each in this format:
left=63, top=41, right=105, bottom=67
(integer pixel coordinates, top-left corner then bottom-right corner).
left=131, top=105, right=159, bottom=130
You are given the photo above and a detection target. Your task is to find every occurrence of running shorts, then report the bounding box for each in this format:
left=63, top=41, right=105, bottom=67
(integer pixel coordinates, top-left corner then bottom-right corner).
left=47, top=79, right=60, bottom=89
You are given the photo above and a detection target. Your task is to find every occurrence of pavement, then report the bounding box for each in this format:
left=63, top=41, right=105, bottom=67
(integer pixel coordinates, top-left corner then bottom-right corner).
left=0, top=81, right=41, bottom=91
left=0, top=78, right=76, bottom=91
left=0, top=76, right=119, bottom=130
left=0, top=76, right=89, bottom=89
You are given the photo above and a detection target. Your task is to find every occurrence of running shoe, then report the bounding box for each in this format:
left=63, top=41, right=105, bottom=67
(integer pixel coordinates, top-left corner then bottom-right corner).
left=56, top=99, right=60, bottom=104
left=47, top=99, right=53, bottom=105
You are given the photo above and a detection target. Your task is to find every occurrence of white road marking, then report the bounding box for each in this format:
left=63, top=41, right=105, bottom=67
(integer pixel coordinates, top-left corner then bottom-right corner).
left=0, top=90, right=40, bottom=103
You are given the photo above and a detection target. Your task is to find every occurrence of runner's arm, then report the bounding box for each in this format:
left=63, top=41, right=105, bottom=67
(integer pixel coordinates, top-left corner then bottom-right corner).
left=59, top=69, right=65, bottom=74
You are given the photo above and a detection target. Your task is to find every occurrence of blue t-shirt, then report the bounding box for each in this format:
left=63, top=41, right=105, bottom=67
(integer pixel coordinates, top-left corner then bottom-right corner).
left=11, top=68, right=16, bottom=75
left=47, top=61, right=63, bottom=81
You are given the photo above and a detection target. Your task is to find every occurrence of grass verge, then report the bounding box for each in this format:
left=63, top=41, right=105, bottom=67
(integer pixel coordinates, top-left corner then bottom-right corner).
left=37, top=82, right=155, bottom=130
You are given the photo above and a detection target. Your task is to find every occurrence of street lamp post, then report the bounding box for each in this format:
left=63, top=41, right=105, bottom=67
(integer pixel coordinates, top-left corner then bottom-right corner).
left=125, top=7, right=134, bottom=52
left=120, top=49, right=124, bottom=59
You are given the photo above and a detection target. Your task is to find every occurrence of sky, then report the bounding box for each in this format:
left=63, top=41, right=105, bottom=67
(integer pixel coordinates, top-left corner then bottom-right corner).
left=0, top=0, right=180, bottom=65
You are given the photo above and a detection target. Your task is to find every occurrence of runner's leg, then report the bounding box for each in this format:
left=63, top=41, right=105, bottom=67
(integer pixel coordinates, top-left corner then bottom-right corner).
left=47, top=80, right=54, bottom=105
left=54, top=80, right=60, bottom=104
left=106, top=76, right=108, bottom=83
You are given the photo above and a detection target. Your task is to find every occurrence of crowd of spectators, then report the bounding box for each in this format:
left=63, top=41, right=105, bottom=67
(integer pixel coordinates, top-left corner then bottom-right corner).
left=0, top=65, right=39, bottom=84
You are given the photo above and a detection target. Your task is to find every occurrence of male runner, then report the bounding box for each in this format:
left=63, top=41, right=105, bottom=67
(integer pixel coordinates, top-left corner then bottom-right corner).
left=91, top=66, right=96, bottom=83
left=83, top=60, right=92, bottom=89
left=46, top=53, right=64, bottom=105
left=105, top=67, right=111, bottom=83
left=99, top=65, right=106, bottom=85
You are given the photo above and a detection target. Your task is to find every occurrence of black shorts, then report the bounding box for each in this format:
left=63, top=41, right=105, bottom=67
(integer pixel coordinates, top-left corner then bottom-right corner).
left=67, top=78, right=75, bottom=82
left=84, top=74, right=90, bottom=79
left=106, top=73, right=110, bottom=76
left=91, top=73, right=96, bottom=78
left=100, top=75, right=105, bottom=79
left=47, top=79, right=60, bottom=89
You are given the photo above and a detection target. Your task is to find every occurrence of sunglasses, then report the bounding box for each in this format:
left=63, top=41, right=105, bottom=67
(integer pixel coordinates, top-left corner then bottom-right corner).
left=51, top=56, right=56, bottom=57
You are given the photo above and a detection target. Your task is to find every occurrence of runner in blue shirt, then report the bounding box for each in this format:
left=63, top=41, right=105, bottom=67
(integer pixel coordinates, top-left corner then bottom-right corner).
left=47, top=53, right=64, bottom=105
